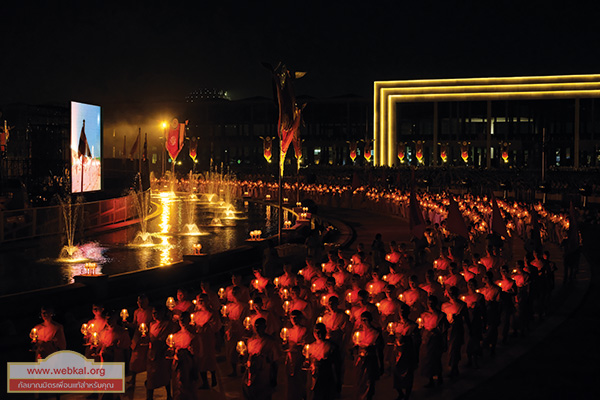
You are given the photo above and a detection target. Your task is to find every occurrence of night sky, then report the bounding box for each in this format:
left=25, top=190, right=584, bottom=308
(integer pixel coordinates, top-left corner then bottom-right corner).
left=2, top=1, right=600, bottom=123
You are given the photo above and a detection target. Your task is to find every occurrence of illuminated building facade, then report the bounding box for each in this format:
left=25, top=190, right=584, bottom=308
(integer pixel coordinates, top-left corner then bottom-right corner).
left=374, top=74, right=600, bottom=168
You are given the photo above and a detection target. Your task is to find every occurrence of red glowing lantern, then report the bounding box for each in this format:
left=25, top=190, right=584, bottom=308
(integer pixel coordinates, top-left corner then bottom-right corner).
left=415, top=141, right=424, bottom=164
left=460, top=141, right=469, bottom=163
left=364, top=140, right=373, bottom=162
left=261, top=136, right=273, bottom=163
left=501, top=142, right=510, bottom=163
left=397, top=142, right=405, bottom=163
left=349, top=141, right=357, bottom=162
left=189, top=136, right=197, bottom=161
left=440, top=143, right=447, bottom=163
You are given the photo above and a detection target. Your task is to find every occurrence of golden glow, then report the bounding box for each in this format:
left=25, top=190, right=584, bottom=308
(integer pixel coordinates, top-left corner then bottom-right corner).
left=374, top=74, right=600, bottom=166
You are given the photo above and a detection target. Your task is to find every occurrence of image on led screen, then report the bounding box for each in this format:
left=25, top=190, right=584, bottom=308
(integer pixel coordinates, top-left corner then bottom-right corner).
left=71, top=101, right=102, bottom=193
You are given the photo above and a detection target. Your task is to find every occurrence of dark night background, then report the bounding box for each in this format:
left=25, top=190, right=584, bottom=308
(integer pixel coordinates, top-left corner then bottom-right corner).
left=2, top=0, right=600, bottom=122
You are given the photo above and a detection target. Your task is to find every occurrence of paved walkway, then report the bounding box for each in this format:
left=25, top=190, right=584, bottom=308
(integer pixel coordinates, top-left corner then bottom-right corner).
left=63, top=206, right=594, bottom=400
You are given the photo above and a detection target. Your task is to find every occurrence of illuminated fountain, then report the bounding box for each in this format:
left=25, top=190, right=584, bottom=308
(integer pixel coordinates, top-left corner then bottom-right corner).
left=57, top=196, right=87, bottom=262
left=130, top=187, right=157, bottom=246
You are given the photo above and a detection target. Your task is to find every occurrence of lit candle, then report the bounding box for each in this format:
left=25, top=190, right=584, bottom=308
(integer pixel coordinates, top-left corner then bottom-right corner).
left=283, top=301, right=290, bottom=314
left=166, top=297, right=175, bottom=311
left=166, top=334, right=175, bottom=348
left=302, top=344, right=310, bottom=359
left=120, top=309, right=129, bottom=322
left=387, top=322, right=395, bottom=335
left=244, top=316, right=252, bottom=330
left=80, top=323, right=88, bottom=336
left=218, top=288, right=225, bottom=299
left=417, top=318, right=423, bottom=329
left=280, top=327, right=289, bottom=343
left=274, top=277, right=280, bottom=287
left=30, top=328, right=38, bottom=343
left=91, top=332, right=99, bottom=346
left=190, top=313, right=195, bottom=325
left=221, top=305, right=228, bottom=317
left=317, top=316, right=324, bottom=324
left=139, top=323, right=148, bottom=337
left=398, top=293, right=404, bottom=302
left=345, top=309, right=351, bottom=316
left=352, top=331, right=361, bottom=346
left=236, top=340, right=247, bottom=355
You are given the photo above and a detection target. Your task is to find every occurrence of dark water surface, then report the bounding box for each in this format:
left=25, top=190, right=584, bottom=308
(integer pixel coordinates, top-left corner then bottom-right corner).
left=0, top=195, right=288, bottom=296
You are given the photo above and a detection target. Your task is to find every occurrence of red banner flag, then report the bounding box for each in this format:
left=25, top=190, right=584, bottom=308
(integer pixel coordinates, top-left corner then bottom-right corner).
left=349, top=141, right=357, bottom=162
left=166, top=118, right=187, bottom=161
left=189, top=136, right=197, bottom=161
left=491, top=194, right=508, bottom=238
left=397, top=142, right=405, bottom=163
left=78, top=120, right=91, bottom=160
left=415, top=141, right=424, bottom=164
left=262, top=137, right=273, bottom=162
left=446, top=195, right=469, bottom=238
left=364, top=140, right=372, bottom=162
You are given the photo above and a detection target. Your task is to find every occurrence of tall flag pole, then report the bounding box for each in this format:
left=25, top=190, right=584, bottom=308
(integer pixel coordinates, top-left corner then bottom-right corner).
left=77, top=119, right=91, bottom=193
left=264, top=62, right=306, bottom=244
left=129, top=130, right=140, bottom=161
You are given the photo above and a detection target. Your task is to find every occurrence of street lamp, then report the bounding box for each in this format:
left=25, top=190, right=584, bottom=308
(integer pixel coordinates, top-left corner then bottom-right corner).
left=161, top=121, right=167, bottom=177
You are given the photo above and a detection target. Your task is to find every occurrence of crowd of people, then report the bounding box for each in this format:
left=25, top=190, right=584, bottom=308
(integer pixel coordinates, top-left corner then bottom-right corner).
left=31, top=217, right=566, bottom=400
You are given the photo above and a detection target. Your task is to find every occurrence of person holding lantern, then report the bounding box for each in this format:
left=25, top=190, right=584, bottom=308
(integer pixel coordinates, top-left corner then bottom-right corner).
left=284, top=310, right=311, bottom=400
left=441, top=286, right=469, bottom=379
left=223, top=286, right=250, bottom=377
left=129, top=294, right=153, bottom=388
left=84, top=303, right=107, bottom=361
left=392, top=305, right=419, bottom=400
left=193, top=293, right=221, bottom=389
left=420, top=295, right=448, bottom=388
left=31, top=305, right=66, bottom=360
left=146, top=305, right=177, bottom=400
left=480, top=271, right=502, bottom=357
left=352, top=311, right=384, bottom=400
left=172, top=288, right=194, bottom=320
left=242, top=317, right=282, bottom=400
left=98, top=310, right=131, bottom=364
left=464, top=279, right=485, bottom=369
left=322, top=296, right=350, bottom=397
left=309, top=323, right=341, bottom=400
left=170, top=312, right=196, bottom=400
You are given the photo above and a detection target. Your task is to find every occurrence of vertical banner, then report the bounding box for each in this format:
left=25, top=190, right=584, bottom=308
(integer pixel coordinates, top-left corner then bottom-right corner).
left=415, top=140, right=424, bottom=164
left=440, top=143, right=448, bottom=163
left=397, top=142, right=405, bottom=164
left=461, top=141, right=470, bottom=163
left=364, top=140, right=373, bottom=162
left=71, top=102, right=101, bottom=193
left=165, top=118, right=187, bottom=161
left=261, top=136, right=273, bottom=162
left=189, top=136, right=197, bottom=161
left=349, top=141, right=357, bottom=162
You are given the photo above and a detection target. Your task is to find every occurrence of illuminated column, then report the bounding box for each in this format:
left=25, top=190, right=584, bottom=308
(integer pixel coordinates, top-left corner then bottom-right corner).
left=373, top=82, right=380, bottom=165
left=381, top=89, right=388, bottom=166
left=486, top=100, right=492, bottom=169
left=433, top=102, right=439, bottom=167
left=388, top=98, right=397, bottom=167
left=574, top=98, right=580, bottom=169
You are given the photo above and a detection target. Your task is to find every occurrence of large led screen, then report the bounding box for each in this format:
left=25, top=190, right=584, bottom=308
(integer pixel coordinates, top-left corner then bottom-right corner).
left=71, top=101, right=102, bottom=193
